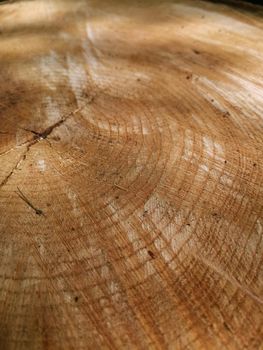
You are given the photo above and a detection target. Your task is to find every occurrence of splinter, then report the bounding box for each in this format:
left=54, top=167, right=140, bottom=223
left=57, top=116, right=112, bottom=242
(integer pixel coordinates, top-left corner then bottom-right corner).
left=16, top=187, right=45, bottom=216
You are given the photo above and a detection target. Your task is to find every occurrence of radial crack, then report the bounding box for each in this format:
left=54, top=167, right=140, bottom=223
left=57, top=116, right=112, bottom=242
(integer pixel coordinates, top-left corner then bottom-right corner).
left=0, top=154, right=27, bottom=191
left=0, top=95, right=96, bottom=160
left=0, top=140, right=41, bottom=191
left=0, top=96, right=96, bottom=191
left=27, top=95, right=95, bottom=144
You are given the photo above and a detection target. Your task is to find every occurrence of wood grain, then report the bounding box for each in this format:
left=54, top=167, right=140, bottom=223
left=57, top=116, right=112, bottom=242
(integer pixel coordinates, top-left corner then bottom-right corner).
left=0, top=0, right=263, bottom=349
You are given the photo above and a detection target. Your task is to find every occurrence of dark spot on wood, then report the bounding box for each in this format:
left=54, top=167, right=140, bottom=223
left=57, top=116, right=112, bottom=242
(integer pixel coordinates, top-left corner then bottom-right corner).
left=148, top=250, right=155, bottom=259
left=74, top=296, right=79, bottom=302
left=81, top=91, right=90, bottom=98
left=253, top=163, right=257, bottom=167
left=223, top=322, right=232, bottom=332
left=52, top=135, right=61, bottom=142
left=186, top=223, right=191, bottom=226
left=35, top=209, right=43, bottom=216
left=224, top=160, right=227, bottom=164
left=71, top=227, right=75, bottom=231
left=193, top=49, right=200, bottom=55
left=212, top=212, right=221, bottom=223
left=46, top=203, right=51, bottom=207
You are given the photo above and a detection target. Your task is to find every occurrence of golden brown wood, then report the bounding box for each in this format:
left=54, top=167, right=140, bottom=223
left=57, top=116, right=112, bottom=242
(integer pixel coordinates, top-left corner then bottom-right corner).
left=0, top=0, right=263, bottom=349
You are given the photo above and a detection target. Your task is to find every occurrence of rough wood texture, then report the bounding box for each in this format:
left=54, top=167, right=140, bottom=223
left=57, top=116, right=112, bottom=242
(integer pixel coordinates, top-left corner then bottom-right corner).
left=0, top=0, right=263, bottom=349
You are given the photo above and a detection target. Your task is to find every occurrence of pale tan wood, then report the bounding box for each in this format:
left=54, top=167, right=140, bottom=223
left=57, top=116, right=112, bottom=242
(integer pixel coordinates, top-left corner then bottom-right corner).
left=0, top=0, right=263, bottom=349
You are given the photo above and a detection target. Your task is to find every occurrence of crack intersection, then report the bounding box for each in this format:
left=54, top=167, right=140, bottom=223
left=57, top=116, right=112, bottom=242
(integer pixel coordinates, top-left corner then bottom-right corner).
left=0, top=95, right=95, bottom=191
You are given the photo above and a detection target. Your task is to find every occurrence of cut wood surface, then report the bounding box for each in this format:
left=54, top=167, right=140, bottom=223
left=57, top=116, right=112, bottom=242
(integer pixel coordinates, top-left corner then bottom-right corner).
left=0, top=0, right=263, bottom=349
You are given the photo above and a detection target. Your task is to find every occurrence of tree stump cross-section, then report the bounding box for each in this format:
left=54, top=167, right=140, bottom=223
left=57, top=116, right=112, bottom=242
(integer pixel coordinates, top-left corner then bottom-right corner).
left=0, top=0, right=263, bottom=349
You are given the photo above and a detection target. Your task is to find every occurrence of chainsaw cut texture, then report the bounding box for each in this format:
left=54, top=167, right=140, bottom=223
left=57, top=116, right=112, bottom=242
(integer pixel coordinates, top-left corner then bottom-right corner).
left=0, top=0, right=263, bottom=349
